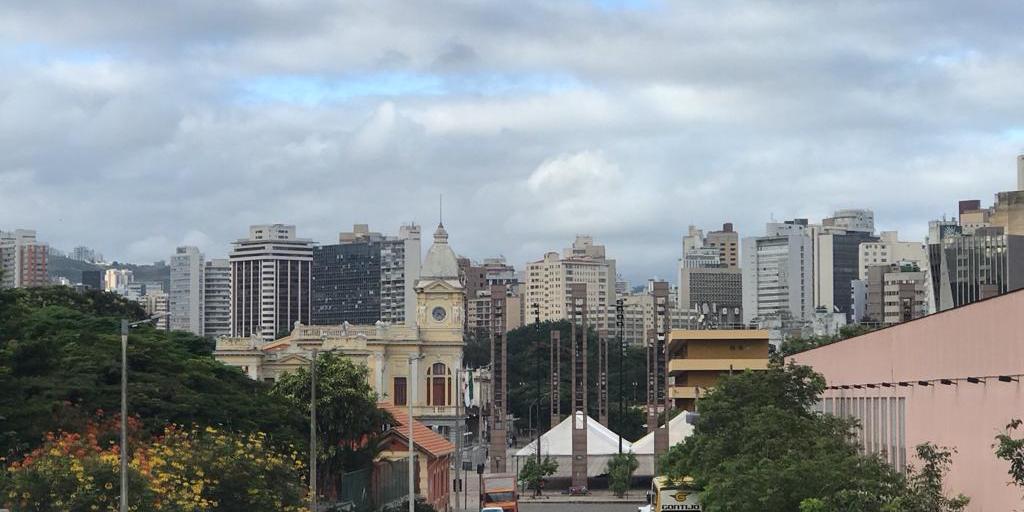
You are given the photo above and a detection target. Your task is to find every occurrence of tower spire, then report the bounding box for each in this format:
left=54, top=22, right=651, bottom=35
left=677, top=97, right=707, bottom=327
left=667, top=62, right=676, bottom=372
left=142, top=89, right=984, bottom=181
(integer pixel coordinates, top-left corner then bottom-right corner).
left=439, top=194, right=444, bottom=227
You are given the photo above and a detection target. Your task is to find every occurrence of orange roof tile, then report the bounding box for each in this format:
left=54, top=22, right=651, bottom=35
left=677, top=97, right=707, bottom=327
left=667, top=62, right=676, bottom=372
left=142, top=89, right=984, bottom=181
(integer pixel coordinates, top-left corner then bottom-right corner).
left=379, top=402, right=455, bottom=458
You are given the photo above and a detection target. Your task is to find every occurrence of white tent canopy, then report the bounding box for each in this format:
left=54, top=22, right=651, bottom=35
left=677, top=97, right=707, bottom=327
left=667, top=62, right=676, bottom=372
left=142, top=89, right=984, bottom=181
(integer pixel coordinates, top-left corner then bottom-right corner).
left=516, top=412, right=633, bottom=457
left=633, top=411, right=695, bottom=454
left=633, top=411, right=695, bottom=475
left=513, top=412, right=633, bottom=478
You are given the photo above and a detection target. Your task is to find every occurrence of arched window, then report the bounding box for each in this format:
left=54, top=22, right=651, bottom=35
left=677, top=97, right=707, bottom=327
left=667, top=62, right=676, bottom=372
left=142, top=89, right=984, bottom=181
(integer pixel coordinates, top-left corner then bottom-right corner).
left=426, top=362, right=451, bottom=406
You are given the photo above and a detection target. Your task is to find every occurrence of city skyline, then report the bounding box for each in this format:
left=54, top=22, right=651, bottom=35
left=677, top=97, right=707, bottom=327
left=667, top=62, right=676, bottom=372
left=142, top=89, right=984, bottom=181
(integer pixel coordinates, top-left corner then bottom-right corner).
left=3, top=2, right=1023, bottom=284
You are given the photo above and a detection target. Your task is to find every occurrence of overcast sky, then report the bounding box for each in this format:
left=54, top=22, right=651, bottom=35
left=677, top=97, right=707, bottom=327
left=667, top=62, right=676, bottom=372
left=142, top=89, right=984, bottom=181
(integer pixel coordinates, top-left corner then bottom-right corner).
left=2, top=1, right=1023, bottom=284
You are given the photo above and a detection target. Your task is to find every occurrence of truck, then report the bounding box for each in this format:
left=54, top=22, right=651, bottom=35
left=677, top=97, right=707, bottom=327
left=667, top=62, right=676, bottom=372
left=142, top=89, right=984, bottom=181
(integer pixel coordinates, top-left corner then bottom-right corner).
left=644, top=475, right=702, bottom=512
left=481, top=474, right=518, bottom=512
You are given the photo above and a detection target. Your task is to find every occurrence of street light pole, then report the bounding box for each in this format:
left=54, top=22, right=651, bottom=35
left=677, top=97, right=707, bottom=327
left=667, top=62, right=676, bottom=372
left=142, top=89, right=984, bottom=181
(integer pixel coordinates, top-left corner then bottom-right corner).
left=408, top=354, right=425, bottom=512
left=120, top=320, right=128, bottom=512
left=532, top=303, right=541, bottom=472
left=119, top=313, right=167, bottom=512
left=616, top=299, right=624, bottom=455
left=310, top=348, right=318, bottom=512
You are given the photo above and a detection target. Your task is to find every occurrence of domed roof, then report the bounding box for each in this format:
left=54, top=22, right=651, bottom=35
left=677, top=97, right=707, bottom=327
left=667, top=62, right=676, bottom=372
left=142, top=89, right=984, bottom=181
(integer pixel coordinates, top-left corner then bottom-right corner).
left=421, top=223, right=460, bottom=280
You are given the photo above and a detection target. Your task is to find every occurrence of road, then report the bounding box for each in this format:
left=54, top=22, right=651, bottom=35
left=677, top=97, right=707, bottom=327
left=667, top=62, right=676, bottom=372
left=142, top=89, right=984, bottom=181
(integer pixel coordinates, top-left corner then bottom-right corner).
left=520, top=505, right=637, bottom=512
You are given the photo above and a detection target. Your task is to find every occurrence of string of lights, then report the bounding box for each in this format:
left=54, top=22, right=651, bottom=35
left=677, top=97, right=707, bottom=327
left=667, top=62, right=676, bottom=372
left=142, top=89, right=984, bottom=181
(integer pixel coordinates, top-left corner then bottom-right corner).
left=825, top=373, right=1022, bottom=390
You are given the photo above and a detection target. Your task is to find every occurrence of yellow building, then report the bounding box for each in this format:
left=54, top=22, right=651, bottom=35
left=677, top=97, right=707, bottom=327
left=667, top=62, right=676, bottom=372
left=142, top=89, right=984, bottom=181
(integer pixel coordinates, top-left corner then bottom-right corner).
left=667, top=329, right=770, bottom=410
left=214, top=223, right=466, bottom=439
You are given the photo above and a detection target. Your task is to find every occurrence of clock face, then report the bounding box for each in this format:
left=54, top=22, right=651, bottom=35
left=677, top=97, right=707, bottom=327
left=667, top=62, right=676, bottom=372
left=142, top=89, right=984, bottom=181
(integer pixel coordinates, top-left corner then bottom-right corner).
left=432, top=306, right=447, bottom=322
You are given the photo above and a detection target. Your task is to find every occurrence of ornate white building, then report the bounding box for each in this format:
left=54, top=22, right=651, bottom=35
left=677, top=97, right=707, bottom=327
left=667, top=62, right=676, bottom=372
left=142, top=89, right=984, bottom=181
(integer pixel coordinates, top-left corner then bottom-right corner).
left=214, top=223, right=466, bottom=438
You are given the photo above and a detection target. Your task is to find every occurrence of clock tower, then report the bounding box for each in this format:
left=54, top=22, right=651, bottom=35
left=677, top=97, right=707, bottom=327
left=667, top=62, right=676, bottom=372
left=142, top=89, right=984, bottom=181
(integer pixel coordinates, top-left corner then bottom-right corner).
left=415, top=222, right=465, bottom=343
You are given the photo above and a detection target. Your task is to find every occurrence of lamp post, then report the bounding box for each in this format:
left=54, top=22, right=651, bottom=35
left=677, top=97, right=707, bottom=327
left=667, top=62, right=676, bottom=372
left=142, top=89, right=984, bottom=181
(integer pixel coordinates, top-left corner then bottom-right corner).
left=119, top=313, right=168, bottom=512
left=531, top=303, right=541, bottom=472
left=616, top=299, right=624, bottom=455
left=408, top=353, right=425, bottom=512
left=309, top=348, right=319, bottom=512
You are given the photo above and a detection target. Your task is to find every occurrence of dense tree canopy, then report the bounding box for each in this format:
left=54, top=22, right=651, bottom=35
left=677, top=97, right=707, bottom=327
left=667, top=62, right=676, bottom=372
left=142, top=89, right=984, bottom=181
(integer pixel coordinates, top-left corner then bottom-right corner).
left=467, top=320, right=649, bottom=439
left=271, top=352, right=390, bottom=495
left=0, top=286, right=306, bottom=457
left=660, top=363, right=968, bottom=511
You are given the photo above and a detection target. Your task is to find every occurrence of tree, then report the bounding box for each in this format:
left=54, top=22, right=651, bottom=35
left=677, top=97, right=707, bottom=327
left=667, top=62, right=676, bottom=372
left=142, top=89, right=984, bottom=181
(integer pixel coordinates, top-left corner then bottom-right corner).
left=0, top=416, right=307, bottom=512
left=609, top=403, right=646, bottom=442
left=660, top=362, right=971, bottom=511
left=518, top=454, right=558, bottom=496
left=995, top=418, right=1024, bottom=489
left=271, top=352, right=390, bottom=495
left=884, top=443, right=969, bottom=512
left=659, top=363, right=906, bottom=512
left=606, top=452, right=639, bottom=497
left=0, top=286, right=306, bottom=458
left=500, top=320, right=648, bottom=437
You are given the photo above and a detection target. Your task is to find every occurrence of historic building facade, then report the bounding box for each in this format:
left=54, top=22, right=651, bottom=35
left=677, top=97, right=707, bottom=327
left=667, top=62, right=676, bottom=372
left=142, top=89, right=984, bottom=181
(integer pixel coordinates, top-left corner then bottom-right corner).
left=214, top=223, right=465, bottom=439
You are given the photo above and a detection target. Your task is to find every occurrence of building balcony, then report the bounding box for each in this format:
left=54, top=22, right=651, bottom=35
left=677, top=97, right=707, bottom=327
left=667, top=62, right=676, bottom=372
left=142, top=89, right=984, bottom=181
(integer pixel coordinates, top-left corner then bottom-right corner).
left=667, top=358, right=769, bottom=375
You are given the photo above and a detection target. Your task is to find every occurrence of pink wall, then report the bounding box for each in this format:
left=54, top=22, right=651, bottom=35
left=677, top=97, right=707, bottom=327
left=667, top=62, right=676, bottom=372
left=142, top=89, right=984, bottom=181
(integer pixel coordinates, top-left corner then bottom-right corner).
left=789, top=290, right=1024, bottom=511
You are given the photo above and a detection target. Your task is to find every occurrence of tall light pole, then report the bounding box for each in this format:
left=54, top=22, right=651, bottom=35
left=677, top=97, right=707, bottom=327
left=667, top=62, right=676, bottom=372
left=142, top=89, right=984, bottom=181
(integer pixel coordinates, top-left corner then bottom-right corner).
left=120, top=313, right=167, bottom=512
left=408, top=353, right=425, bottom=512
left=309, top=348, right=319, bottom=512
left=531, top=303, right=542, bottom=473
left=616, top=299, right=625, bottom=455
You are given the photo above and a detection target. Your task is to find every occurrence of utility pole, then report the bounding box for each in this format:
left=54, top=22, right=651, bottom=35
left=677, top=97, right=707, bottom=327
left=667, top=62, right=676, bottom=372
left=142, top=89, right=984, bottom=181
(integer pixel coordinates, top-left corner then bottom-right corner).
left=120, top=319, right=128, bottom=512
left=453, top=367, right=462, bottom=512
left=310, top=348, right=318, bottom=512
left=549, top=330, right=560, bottom=429
left=119, top=313, right=167, bottom=512
left=615, top=298, right=625, bottom=455
left=598, top=328, right=609, bottom=427
left=409, top=353, right=424, bottom=512
left=652, top=282, right=670, bottom=473
left=532, top=303, right=542, bottom=475
left=488, top=285, right=508, bottom=473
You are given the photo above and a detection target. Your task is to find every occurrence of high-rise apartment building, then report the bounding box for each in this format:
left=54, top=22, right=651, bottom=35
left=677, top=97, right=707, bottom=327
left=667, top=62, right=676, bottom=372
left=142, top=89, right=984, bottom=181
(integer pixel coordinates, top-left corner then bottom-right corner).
left=619, top=280, right=693, bottom=346
left=524, top=235, right=617, bottom=331
left=104, top=268, right=134, bottom=295
left=140, top=288, right=169, bottom=330
left=677, top=222, right=742, bottom=318
left=926, top=157, right=1024, bottom=311
left=70, top=246, right=103, bottom=264
left=230, top=224, right=313, bottom=342
left=811, top=215, right=878, bottom=319
left=82, top=270, right=103, bottom=290
left=705, top=223, right=739, bottom=268
left=170, top=246, right=205, bottom=336
left=311, top=223, right=421, bottom=327
left=741, top=219, right=814, bottom=324
left=203, top=259, right=231, bottom=338
left=932, top=227, right=1024, bottom=310
left=313, top=226, right=383, bottom=325
left=858, top=231, right=929, bottom=280
left=822, top=208, right=874, bottom=233
left=461, top=257, right=520, bottom=336
left=679, top=267, right=742, bottom=316
left=854, top=262, right=929, bottom=325
left=0, top=229, right=49, bottom=289
left=380, top=224, right=421, bottom=326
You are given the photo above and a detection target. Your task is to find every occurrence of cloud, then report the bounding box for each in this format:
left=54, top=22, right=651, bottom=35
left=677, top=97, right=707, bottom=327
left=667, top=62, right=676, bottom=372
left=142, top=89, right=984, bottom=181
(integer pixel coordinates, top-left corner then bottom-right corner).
left=1, top=1, right=1023, bottom=285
